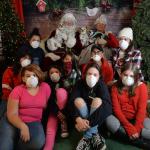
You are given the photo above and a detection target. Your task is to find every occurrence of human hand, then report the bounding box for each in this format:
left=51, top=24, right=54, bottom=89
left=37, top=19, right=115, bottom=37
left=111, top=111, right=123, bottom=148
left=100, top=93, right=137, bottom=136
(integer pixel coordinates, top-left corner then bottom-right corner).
left=95, top=38, right=107, bottom=45
left=75, top=117, right=90, bottom=132
left=129, top=133, right=139, bottom=140
left=45, top=52, right=61, bottom=61
left=20, top=123, right=30, bottom=142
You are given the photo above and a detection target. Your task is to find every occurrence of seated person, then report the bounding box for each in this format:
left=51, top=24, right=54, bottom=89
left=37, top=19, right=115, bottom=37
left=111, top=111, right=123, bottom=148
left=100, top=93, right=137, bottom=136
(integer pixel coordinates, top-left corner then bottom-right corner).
left=17, top=28, right=45, bottom=68
left=69, top=62, right=112, bottom=150
left=43, top=65, right=68, bottom=150
left=0, top=52, right=32, bottom=118
left=112, top=27, right=143, bottom=80
left=106, top=63, right=150, bottom=149
left=0, top=64, right=51, bottom=150
left=61, top=52, right=81, bottom=94
left=81, top=44, right=114, bottom=86
left=44, top=13, right=85, bottom=71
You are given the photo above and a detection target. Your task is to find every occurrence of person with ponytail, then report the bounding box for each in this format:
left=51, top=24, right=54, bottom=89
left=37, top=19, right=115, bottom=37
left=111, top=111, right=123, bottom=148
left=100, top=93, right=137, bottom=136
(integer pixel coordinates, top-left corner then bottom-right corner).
left=106, top=63, right=150, bottom=149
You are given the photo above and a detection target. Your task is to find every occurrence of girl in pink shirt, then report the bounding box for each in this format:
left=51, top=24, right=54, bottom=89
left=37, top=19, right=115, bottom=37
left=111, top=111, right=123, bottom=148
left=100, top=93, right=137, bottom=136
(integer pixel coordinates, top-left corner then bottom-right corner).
left=0, top=64, right=51, bottom=150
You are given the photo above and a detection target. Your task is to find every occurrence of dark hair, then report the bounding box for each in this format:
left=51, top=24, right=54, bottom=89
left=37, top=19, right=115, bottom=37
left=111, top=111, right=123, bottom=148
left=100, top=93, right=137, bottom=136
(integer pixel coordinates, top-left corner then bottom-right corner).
left=84, top=62, right=101, bottom=77
left=117, top=63, right=140, bottom=96
left=91, top=44, right=103, bottom=53
left=21, top=64, right=44, bottom=84
left=48, top=64, right=62, bottom=74
left=29, top=28, right=41, bottom=39
left=13, top=52, right=32, bottom=75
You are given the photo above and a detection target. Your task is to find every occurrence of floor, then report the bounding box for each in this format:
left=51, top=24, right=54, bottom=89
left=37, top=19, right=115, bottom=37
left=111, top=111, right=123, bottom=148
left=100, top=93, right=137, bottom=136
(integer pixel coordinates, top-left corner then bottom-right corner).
left=54, top=129, right=141, bottom=150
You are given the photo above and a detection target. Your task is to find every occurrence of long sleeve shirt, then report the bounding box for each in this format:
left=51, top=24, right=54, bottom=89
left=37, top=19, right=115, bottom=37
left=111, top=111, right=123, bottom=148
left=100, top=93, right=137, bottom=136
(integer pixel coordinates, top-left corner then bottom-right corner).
left=111, top=82, right=148, bottom=136
left=69, top=79, right=112, bottom=127
left=2, top=67, right=21, bottom=100
left=81, top=58, right=114, bottom=85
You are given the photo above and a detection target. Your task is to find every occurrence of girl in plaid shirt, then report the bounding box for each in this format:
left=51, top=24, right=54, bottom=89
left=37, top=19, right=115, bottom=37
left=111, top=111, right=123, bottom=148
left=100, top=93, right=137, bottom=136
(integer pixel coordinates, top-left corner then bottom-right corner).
left=112, top=27, right=143, bottom=80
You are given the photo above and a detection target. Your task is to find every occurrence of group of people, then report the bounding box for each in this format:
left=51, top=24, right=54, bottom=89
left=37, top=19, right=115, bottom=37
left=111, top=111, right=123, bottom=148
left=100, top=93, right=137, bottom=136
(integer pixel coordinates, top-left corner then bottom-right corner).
left=0, top=12, right=150, bottom=150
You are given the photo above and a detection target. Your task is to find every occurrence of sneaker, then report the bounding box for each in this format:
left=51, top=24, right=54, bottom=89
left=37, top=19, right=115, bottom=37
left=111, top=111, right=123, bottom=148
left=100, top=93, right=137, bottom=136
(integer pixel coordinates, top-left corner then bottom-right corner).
left=76, top=137, right=91, bottom=150
left=60, top=120, right=69, bottom=138
left=91, top=133, right=106, bottom=150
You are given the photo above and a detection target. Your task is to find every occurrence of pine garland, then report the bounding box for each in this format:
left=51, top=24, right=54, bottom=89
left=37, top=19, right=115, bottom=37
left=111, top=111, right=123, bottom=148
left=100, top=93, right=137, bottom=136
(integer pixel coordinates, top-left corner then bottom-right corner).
left=132, top=0, right=150, bottom=81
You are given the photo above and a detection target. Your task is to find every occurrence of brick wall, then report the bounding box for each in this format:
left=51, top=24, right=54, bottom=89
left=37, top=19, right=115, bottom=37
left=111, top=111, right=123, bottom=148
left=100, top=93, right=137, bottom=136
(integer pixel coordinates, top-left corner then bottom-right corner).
left=24, top=7, right=132, bottom=39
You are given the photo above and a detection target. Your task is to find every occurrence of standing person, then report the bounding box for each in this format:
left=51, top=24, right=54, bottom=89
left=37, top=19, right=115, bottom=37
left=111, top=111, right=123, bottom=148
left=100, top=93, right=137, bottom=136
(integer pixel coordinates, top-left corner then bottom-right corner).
left=0, top=53, right=32, bottom=119
left=0, top=64, right=51, bottom=150
left=44, top=13, right=85, bottom=70
left=106, top=63, right=150, bottom=149
left=43, top=65, right=68, bottom=150
left=81, top=44, right=114, bottom=86
left=18, top=28, right=45, bottom=68
left=69, top=62, right=112, bottom=150
left=112, top=27, right=143, bottom=80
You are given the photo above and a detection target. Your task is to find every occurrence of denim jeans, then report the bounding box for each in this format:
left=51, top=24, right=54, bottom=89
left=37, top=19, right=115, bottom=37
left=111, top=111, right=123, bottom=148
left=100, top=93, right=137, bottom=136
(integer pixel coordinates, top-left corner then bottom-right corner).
left=78, top=104, right=98, bottom=139
left=0, top=100, right=7, bottom=119
left=0, top=117, right=45, bottom=150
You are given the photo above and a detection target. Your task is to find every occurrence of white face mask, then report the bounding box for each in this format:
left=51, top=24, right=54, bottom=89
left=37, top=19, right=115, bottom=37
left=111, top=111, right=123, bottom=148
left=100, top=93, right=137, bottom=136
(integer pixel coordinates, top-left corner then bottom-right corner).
left=119, top=40, right=129, bottom=50
left=122, top=76, right=134, bottom=86
left=31, top=41, right=40, bottom=49
left=26, top=75, right=38, bottom=88
left=21, top=59, right=31, bottom=67
left=50, top=73, right=60, bottom=82
left=86, top=75, right=98, bottom=88
left=92, top=54, right=101, bottom=62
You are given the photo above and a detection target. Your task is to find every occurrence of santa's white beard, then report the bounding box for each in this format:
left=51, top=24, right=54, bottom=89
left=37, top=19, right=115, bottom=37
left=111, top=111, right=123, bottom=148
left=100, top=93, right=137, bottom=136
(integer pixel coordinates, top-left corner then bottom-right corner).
left=61, top=26, right=76, bottom=35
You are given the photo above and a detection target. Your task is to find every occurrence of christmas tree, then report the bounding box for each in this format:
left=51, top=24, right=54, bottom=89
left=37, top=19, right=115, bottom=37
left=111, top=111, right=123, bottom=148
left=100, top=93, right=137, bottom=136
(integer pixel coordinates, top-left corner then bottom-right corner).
left=132, top=0, right=150, bottom=81
left=0, top=0, right=26, bottom=65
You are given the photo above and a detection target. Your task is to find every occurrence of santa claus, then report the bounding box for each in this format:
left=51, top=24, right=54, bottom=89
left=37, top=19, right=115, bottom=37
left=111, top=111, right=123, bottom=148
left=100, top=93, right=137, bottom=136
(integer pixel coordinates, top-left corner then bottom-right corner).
left=44, top=13, right=87, bottom=70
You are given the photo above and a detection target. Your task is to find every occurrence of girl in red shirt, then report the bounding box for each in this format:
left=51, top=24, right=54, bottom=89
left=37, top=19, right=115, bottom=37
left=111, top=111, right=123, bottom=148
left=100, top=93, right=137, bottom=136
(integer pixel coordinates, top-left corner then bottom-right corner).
left=106, top=63, right=150, bottom=149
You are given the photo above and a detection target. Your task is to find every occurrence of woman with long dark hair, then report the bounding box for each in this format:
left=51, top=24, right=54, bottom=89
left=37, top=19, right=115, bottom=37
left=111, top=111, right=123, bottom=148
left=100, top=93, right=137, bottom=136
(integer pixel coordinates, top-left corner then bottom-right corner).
left=69, top=62, right=112, bottom=150
left=106, top=63, right=150, bottom=149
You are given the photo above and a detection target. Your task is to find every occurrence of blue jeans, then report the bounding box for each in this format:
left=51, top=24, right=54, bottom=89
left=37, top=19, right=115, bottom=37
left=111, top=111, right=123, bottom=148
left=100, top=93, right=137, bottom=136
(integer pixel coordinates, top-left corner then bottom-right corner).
left=0, top=100, right=7, bottom=119
left=0, top=117, right=45, bottom=150
left=78, top=104, right=98, bottom=139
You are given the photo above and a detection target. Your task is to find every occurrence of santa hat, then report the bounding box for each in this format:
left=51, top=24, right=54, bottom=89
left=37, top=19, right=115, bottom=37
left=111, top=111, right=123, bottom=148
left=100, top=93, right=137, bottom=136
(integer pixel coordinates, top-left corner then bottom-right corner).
left=118, top=27, right=133, bottom=41
left=94, top=14, right=107, bottom=25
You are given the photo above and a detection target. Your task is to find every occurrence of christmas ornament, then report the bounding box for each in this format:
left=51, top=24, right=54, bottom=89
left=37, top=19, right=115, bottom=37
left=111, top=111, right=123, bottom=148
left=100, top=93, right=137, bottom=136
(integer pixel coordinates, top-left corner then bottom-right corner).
left=100, top=0, right=112, bottom=12
left=36, top=0, right=47, bottom=13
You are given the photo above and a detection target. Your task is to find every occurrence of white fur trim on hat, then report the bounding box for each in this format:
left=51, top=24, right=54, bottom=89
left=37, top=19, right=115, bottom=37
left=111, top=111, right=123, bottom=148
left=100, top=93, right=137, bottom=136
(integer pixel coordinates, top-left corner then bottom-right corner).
left=94, top=14, right=107, bottom=25
left=118, top=27, right=133, bottom=41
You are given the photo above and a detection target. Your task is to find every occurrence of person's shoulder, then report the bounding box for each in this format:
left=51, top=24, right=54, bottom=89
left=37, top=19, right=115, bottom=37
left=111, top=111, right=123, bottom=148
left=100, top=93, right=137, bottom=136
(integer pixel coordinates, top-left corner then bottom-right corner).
left=40, top=82, right=50, bottom=89
left=13, top=84, right=25, bottom=92
left=137, top=82, right=147, bottom=89
left=4, top=66, right=13, bottom=73
left=3, top=66, right=15, bottom=77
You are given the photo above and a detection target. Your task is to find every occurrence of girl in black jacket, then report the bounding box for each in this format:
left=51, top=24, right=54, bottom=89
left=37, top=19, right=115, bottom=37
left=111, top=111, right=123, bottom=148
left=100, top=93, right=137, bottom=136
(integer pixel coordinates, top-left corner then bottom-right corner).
left=69, top=62, right=112, bottom=150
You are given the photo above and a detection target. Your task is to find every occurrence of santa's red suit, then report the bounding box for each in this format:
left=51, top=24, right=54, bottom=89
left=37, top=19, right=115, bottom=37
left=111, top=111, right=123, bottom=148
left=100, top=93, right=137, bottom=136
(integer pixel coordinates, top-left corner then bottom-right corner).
left=43, top=13, right=86, bottom=71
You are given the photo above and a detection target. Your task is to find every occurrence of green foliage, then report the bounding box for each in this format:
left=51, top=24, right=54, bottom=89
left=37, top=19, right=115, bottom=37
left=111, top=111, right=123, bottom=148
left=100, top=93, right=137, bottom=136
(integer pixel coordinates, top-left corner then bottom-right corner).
left=132, top=0, right=150, bottom=81
left=0, top=0, right=26, bottom=65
